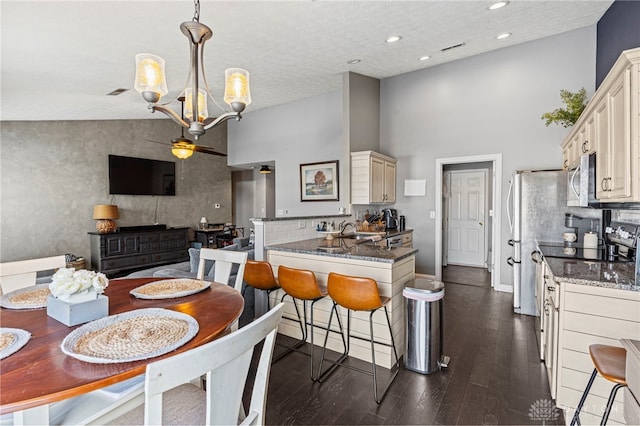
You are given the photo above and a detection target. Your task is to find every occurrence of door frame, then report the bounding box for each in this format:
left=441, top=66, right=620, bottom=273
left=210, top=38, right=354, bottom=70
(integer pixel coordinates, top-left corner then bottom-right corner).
left=444, top=168, right=488, bottom=268
left=435, top=154, right=504, bottom=291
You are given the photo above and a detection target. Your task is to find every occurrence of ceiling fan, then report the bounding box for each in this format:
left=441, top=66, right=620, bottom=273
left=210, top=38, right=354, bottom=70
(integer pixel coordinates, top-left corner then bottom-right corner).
left=145, top=97, right=227, bottom=159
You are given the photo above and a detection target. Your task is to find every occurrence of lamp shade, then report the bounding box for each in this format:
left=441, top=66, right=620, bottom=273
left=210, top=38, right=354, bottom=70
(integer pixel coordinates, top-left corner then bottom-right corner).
left=224, top=68, right=251, bottom=108
left=184, top=88, right=208, bottom=123
left=93, top=205, right=119, bottom=220
left=134, top=53, right=168, bottom=102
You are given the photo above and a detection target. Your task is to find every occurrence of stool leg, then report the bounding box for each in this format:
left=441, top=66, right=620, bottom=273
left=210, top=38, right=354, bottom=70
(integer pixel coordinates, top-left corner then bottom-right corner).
left=317, top=303, right=349, bottom=382
left=600, top=384, right=625, bottom=426
left=273, top=294, right=307, bottom=362
left=370, top=306, right=400, bottom=404
left=570, top=368, right=597, bottom=426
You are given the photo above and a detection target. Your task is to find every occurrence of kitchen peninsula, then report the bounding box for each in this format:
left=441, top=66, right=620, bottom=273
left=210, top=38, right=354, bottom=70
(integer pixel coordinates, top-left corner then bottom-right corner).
left=265, top=236, right=417, bottom=369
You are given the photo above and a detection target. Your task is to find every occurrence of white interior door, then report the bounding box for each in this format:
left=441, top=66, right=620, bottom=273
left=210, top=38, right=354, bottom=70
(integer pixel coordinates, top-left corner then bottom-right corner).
left=447, top=170, right=486, bottom=267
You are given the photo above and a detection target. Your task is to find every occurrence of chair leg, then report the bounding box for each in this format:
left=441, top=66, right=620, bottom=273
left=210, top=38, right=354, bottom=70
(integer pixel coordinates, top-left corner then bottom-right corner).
left=570, top=368, right=597, bottom=426
left=600, top=384, right=625, bottom=426
left=272, top=295, right=307, bottom=362
left=370, top=306, right=400, bottom=404
left=317, top=303, right=349, bottom=382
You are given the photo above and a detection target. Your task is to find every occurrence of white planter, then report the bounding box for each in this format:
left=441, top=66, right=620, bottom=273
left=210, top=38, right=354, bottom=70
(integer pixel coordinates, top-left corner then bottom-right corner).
left=47, top=294, right=109, bottom=327
left=64, top=290, right=99, bottom=304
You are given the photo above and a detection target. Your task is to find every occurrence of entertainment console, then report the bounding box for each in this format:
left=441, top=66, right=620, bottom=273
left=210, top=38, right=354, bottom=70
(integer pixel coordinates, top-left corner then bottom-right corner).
left=89, top=226, right=190, bottom=277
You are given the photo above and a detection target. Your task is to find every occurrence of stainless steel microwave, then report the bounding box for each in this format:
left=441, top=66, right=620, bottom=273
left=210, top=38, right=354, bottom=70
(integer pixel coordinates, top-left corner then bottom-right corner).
left=567, top=154, right=597, bottom=207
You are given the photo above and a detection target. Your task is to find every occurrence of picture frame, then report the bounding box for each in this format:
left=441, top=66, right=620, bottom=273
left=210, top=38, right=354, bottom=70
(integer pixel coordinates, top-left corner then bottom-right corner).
left=300, top=160, right=339, bottom=202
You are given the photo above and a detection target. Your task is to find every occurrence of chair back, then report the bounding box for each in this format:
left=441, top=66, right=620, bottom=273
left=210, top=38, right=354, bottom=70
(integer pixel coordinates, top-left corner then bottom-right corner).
left=0, top=255, right=66, bottom=295
left=244, top=260, right=279, bottom=291
left=277, top=265, right=324, bottom=300
left=142, top=303, right=284, bottom=426
left=198, top=248, right=248, bottom=292
left=327, top=272, right=383, bottom=311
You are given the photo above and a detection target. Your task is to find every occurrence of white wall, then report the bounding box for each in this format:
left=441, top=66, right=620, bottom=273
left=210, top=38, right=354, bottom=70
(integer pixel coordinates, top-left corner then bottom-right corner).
left=380, top=26, right=597, bottom=281
left=228, top=91, right=346, bottom=217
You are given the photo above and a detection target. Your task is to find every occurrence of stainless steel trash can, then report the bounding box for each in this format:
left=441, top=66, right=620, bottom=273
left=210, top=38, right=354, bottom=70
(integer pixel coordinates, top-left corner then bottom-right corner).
left=403, top=279, right=446, bottom=374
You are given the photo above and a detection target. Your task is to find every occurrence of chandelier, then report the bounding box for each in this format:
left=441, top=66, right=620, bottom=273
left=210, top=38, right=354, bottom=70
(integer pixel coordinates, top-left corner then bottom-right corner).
left=134, top=0, right=251, bottom=140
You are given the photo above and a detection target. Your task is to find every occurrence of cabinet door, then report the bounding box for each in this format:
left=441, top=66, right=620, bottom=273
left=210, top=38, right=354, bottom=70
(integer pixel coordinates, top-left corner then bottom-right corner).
left=370, top=156, right=385, bottom=203
left=383, top=161, right=396, bottom=203
left=595, top=98, right=609, bottom=199
left=608, top=70, right=631, bottom=199
left=583, top=113, right=596, bottom=154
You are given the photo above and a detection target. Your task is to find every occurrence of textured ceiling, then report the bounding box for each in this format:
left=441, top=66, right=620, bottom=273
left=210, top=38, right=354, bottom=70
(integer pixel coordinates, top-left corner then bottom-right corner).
left=1, top=0, right=613, bottom=122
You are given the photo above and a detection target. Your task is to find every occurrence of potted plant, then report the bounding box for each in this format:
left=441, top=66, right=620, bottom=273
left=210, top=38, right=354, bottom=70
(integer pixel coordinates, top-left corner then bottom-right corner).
left=541, top=88, right=588, bottom=128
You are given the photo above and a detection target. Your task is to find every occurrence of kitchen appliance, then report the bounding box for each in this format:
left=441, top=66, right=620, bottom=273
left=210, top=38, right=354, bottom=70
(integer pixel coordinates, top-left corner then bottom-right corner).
left=567, top=154, right=597, bottom=207
left=506, top=169, right=602, bottom=316
left=399, top=215, right=406, bottom=231
left=383, top=209, right=398, bottom=230
left=604, top=221, right=638, bottom=262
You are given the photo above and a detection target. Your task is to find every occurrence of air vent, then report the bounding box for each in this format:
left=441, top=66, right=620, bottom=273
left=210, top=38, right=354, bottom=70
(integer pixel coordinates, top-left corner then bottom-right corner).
left=106, top=88, right=129, bottom=96
left=441, top=42, right=466, bottom=52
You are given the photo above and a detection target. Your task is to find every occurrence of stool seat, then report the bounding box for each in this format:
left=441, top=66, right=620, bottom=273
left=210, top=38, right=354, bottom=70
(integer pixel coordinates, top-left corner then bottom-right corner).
left=570, top=344, right=628, bottom=426
left=590, top=344, right=627, bottom=385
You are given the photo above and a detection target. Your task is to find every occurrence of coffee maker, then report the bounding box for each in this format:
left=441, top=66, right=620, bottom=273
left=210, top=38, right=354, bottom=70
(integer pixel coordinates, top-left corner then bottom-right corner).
left=382, top=209, right=398, bottom=230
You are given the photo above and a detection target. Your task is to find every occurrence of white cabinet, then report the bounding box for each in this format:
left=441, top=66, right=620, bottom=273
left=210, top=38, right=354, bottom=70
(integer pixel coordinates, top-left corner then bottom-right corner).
left=561, top=48, right=639, bottom=202
left=543, top=265, right=559, bottom=399
left=351, top=151, right=397, bottom=204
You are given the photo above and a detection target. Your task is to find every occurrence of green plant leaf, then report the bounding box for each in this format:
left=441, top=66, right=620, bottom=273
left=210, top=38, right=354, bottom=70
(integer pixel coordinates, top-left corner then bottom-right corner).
left=541, top=88, right=587, bottom=128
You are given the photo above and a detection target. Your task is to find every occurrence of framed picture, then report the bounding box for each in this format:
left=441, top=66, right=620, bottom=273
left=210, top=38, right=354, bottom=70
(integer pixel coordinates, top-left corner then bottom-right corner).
left=300, top=160, right=339, bottom=202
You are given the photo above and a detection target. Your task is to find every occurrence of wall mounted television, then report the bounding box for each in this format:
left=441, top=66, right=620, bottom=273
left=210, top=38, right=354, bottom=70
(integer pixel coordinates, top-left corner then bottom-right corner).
left=108, top=155, right=176, bottom=196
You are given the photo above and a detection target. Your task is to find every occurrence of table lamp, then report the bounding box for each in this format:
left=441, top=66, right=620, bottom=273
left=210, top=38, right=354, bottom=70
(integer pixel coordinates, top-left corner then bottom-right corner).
left=93, top=204, right=119, bottom=233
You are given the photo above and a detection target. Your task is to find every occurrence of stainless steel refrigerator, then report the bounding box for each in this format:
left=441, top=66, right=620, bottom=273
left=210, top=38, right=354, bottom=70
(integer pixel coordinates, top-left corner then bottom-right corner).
left=506, top=170, right=599, bottom=316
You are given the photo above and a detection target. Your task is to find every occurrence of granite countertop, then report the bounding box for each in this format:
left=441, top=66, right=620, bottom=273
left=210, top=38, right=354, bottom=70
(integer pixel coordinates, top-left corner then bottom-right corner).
left=544, top=256, right=639, bottom=292
left=265, top=237, right=418, bottom=263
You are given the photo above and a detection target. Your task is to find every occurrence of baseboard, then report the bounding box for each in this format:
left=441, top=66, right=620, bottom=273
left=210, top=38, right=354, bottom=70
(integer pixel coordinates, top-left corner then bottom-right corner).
left=495, top=283, right=513, bottom=293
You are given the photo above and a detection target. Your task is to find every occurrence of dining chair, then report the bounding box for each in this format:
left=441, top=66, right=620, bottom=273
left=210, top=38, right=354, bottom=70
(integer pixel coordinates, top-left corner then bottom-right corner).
left=108, top=303, right=284, bottom=426
left=197, top=248, right=248, bottom=292
left=0, top=255, right=66, bottom=295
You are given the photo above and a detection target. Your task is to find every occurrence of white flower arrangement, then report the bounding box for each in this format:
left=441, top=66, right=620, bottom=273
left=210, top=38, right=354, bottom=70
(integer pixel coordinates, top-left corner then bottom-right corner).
left=49, top=268, right=109, bottom=302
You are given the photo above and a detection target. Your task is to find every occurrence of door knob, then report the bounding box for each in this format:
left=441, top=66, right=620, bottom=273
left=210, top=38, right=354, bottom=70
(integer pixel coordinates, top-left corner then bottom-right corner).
left=479, top=222, right=483, bottom=226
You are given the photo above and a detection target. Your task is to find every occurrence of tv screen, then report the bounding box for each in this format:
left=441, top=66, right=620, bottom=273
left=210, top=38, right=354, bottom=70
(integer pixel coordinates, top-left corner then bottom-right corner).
left=108, top=155, right=176, bottom=196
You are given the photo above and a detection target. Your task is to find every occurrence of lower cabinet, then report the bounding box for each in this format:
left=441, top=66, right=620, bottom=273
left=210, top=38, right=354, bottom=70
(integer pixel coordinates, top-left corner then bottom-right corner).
left=555, top=282, right=640, bottom=425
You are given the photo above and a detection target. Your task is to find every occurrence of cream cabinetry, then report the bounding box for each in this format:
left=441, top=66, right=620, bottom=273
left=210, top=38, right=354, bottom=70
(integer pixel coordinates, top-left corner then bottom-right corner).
left=541, top=259, right=560, bottom=399
left=555, top=282, right=640, bottom=425
left=351, top=151, right=397, bottom=204
left=561, top=48, right=639, bottom=202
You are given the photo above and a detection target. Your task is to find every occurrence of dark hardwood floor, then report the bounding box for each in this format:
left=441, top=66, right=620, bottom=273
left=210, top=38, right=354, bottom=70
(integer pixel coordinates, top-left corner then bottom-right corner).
left=442, top=265, right=491, bottom=287
left=262, top=282, right=564, bottom=425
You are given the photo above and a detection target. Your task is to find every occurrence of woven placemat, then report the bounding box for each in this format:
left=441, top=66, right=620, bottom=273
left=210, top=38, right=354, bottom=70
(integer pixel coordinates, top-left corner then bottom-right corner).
left=61, top=308, right=199, bottom=364
left=0, top=328, right=31, bottom=359
left=1, top=284, right=51, bottom=309
left=130, top=279, right=210, bottom=300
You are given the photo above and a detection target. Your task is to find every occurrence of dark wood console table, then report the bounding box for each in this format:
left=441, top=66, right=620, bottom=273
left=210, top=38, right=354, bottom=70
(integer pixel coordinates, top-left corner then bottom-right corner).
left=89, top=226, right=189, bottom=277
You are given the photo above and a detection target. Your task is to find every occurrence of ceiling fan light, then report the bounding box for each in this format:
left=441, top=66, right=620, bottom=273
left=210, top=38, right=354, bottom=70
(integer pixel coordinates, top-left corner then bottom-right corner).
left=172, top=140, right=195, bottom=159
left=184, top=88, right=208, bottom=123
left=224, top=68, right=251, bottom=111
left=259, top=165, right=271, bottom=174
left=134, top=54, right=168, bottom=102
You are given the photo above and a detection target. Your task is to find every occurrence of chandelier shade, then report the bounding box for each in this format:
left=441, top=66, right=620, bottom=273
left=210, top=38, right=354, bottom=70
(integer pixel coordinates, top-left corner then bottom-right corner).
left=134, top=1, right=251, bottom=140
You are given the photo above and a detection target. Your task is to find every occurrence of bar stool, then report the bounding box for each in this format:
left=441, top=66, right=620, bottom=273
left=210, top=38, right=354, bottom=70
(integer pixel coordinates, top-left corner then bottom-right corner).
left=317, top=272, right=400, bottom=404
left=570, top=344, right=627, bottom=426
left=242, top=260, right=280, bottom=311
left=275, top=265, right=344, bottom=381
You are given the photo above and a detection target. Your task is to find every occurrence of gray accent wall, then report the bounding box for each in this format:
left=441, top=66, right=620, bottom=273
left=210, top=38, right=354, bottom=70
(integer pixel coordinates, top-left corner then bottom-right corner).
left=380, top=26, right=597, bottom=282
left=1, top=119, right=232, bottom=263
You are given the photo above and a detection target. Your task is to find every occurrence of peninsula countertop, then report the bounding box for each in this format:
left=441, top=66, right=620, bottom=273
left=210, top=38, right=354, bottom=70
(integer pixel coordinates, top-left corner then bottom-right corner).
left=543, top=256, right=639, bottom=292
left=265, top=237, right=418, bottom=263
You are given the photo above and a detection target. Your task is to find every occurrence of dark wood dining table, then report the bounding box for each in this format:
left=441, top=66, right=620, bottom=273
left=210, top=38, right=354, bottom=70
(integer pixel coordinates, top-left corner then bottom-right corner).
left=0, top=277, right=244, bottom=420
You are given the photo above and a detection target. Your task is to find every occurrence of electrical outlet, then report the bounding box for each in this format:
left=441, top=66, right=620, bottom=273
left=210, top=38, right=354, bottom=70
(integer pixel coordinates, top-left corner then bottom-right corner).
left=214, top=203, right=221, bottom=208
left=298, top=221, right=306, bottom=229
left=429, top=210, right=436, bottom=219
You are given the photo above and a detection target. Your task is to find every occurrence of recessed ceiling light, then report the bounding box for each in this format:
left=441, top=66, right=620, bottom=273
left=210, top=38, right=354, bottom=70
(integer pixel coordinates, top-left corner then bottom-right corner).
left=347, top=59, right=361, bottom=65
left=386, top=35, right=402, bottom=43
left=419, top=56, right=431, bottom=61
left=488, top=1, right=509, bottom=10
left=496, top=32, right=512, bottom=40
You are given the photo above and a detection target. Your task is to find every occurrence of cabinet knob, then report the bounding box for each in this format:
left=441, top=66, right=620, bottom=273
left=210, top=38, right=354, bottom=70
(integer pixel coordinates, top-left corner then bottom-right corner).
left=582, top=141, right=589, bottom=153
left=563, top=159, right=568, bottom=169
left=547, top=285, right=555, bottom=292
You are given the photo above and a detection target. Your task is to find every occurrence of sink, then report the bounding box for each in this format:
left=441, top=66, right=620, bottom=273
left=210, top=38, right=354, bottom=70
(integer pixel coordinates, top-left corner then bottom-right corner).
left=316, top=246, right=348, bottom=253
left=337, top=232, right=385, bottom=241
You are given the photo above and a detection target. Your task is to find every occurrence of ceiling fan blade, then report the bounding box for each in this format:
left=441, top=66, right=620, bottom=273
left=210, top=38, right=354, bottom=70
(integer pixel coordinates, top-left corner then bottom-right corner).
left=192, top=145, right=228, bottom=157
left=145, top=138, right=172, bottom=146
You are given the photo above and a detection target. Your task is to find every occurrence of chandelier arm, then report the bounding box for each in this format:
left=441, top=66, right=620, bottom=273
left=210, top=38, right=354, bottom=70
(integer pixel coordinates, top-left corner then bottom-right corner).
left=202, top=112, right=242, bottom=131
left=150, top=104, right=190, bottom=128
left=199, top=43, right=228, bottom=113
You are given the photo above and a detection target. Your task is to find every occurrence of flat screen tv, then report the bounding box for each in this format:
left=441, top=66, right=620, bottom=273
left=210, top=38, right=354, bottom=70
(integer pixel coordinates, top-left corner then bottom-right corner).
left=108, top=155, right=176, bottom=196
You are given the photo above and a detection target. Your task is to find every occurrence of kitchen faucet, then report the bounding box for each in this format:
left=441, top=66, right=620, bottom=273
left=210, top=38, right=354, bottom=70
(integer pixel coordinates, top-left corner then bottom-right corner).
left=339, top=221, right=356, bottom=235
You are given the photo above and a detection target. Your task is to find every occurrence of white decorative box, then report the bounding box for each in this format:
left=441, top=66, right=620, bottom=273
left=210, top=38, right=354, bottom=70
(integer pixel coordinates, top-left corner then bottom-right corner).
left=46, top=295, right=109, bottom=327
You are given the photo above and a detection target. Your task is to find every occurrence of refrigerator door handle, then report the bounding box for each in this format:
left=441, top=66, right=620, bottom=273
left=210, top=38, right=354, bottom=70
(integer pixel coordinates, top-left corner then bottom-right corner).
left=507, top=178, right=514, bottom=233
left=531, top=250, right=542, bottom=264
left=507, top=256, right=519, bottom=266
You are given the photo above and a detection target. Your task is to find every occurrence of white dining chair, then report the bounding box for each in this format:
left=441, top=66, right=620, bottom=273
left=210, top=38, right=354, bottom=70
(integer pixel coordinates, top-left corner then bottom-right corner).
left=0, top=255, right=66, bottom=295
left=197, top=248, right=248, bottom=292
left=108, top=303, right=284, bottom=426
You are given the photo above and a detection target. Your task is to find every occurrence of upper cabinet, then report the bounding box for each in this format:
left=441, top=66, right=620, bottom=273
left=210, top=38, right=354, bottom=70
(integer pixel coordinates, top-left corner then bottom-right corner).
left=561, top=47, right=639, bottom=202
left=351, top=151, right=397, bottom=204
